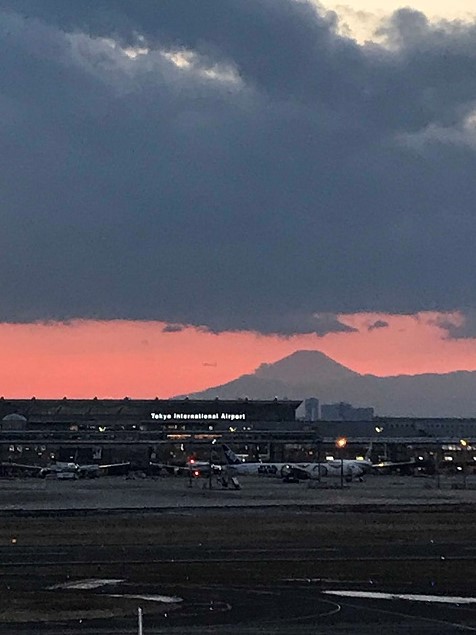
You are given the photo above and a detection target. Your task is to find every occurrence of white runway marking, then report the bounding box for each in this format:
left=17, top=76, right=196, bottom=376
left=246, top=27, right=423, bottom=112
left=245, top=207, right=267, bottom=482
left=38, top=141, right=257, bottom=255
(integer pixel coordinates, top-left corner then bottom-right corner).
left=108, top=593, right=183, bottom=603
left=335, top=598, right=476, bottom=632
left=318, top=600, right=342, bottom=618
left=324, top=590, right=476, bottom=604
left=48, top=578, right=124, bottom=590
left=283, top=577, right=358, bottom=584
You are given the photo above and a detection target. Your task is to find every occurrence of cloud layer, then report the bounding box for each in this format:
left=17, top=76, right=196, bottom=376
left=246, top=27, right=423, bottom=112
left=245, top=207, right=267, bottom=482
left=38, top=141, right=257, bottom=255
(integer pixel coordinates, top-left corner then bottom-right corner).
left=0, top=1, right=476, bottom=335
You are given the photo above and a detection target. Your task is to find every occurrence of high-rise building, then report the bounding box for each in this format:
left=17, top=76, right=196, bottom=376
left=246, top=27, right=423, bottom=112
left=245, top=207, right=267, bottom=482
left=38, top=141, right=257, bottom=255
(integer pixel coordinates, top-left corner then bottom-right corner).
left=321, top=402, right=374, bottom=421
left=304, top=397, right=320, bottom=421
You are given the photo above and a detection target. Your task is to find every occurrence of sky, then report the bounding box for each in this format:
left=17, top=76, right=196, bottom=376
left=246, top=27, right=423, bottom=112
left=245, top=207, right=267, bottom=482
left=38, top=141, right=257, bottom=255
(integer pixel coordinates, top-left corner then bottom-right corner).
left=1, top=0, right=476, bottom=397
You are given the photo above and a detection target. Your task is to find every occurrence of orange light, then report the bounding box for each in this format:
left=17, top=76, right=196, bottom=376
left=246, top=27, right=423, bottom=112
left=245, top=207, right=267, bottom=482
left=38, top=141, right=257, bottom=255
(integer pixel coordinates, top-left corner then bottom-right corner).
left=336, top=437, right=347, bottom=449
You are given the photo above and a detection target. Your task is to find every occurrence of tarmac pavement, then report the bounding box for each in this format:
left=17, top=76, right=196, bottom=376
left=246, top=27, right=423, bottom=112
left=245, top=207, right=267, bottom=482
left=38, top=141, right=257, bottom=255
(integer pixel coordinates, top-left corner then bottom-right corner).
left=0, top=473, right=475, bottom=632
left=0, top=473, right=475, bottom=513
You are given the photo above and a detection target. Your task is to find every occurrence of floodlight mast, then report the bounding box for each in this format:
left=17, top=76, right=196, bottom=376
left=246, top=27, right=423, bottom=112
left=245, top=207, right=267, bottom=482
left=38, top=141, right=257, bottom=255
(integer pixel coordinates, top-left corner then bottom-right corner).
left=335, top=437, right=347, bottom=488
left=460, top=439, right=470, bottom=489
left=209, top=437, right=217, bottom=489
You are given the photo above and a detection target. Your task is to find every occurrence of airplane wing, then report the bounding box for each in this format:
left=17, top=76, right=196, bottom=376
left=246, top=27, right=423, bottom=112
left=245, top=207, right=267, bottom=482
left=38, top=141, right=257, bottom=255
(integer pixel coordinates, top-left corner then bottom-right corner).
left=149, top=461, right=188, bottom=475
left=77, top=462, right=131, bottom=476
left=372, top=458, right=417, bottom=473
left=149, top=461, right=223, bottom=476
left=373, top=460, right=414, bottom=467
left=98, top=462, right=131, bottom=469
left=0, top=461, right=44, bottom=474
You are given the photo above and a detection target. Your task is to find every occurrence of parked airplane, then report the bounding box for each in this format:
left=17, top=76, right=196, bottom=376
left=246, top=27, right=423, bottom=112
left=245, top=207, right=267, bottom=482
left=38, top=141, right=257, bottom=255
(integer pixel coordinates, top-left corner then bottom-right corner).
left=325, top=445, right=374, bottom=475
left=351, top=442, right=421, bottom=474
left=0, top=460, right=130, bottom=478
left=222, top=445, right=364, bottom=481
left=322, top=443, right=420, bottom=475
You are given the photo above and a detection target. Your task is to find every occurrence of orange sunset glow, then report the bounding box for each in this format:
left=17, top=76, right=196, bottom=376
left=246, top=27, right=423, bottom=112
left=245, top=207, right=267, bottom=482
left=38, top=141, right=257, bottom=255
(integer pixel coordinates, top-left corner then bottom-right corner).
left=1, top=313, right=475, bottom=398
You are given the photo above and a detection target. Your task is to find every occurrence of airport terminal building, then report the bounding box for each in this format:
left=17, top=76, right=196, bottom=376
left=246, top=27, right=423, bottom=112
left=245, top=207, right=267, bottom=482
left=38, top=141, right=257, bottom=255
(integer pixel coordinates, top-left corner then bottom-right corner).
left=0, top=398, right=302, bottom=466
left=2, top=397, right=476, bottom=440
left=0, top=398, right=475, bottom=468
left=0, top=398, right=301, bottom=432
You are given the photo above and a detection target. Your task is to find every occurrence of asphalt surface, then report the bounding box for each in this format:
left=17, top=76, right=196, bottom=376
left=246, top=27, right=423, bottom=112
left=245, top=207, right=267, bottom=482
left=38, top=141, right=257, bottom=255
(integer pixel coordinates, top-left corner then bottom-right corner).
left=0, top=475, right=475, bottom=632
left=0, top=473, right=475, bottom=512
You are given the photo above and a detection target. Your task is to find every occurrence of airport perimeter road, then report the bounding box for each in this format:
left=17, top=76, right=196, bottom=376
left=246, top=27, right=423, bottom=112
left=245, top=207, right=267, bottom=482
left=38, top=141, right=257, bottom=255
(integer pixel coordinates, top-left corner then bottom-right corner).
left=0, top=506, right=475, bottom=633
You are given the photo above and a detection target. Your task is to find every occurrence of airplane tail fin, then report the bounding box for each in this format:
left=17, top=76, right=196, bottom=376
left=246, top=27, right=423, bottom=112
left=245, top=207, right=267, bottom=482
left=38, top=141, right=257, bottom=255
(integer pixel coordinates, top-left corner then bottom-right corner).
left=222, top=444, right=241, bottom=465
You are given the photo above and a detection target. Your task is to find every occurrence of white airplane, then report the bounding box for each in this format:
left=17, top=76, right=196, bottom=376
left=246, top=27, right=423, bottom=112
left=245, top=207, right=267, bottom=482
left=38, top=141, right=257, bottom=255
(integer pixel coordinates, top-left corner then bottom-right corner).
left=339, top=442, right=420, bottom=474
left=222, top=445, right=364, bottom=481
left=325, top=445, right=374, bottom=475
left=1, top=460, right=130, bottom=478
left=325, top=458, right=373, bottom=474
left=326, top=443, right=419, bottom=475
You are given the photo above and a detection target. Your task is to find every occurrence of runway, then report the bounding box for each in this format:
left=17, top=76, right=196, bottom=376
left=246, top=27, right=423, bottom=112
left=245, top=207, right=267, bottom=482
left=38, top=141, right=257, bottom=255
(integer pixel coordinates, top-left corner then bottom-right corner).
left=2, top=572, right=476, bottom=634
left=1, top=541, right=476, bottom=567
left=0, top=502, right=475, bottom=633
left=0, top=474, right=475, bottom=633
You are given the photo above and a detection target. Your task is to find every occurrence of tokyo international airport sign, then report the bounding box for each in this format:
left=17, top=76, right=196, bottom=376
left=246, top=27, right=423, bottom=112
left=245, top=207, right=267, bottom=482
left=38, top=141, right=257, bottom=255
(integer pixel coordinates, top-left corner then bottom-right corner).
left=150, top=412, right=246, bottom=421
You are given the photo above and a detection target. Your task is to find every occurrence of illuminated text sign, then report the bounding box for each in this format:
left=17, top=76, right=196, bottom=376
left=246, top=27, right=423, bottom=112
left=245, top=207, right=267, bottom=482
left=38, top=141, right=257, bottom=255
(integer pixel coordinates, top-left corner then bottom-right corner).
left=150, top=412, right=246, bottom=421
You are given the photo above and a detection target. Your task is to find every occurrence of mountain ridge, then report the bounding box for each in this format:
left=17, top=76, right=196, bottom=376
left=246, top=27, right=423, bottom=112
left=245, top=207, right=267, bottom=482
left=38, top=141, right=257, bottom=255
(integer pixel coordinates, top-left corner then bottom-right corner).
left=178, top=350, right=476, bottom=418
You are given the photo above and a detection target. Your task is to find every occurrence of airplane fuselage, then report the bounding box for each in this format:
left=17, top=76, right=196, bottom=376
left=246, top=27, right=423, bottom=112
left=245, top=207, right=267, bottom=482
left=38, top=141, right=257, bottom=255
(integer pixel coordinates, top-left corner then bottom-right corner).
left=227, top=461, right=363, bottom=479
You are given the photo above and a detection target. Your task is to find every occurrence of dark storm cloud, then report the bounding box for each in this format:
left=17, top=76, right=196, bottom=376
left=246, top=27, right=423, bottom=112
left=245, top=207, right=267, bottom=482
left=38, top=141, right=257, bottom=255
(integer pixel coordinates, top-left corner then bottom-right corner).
left=162, top=324, right=185, bottom=333
left=433, top=312, right=476, bottom=339
left=197, top=312, right=357, bottom=337
left=0, top=1, right=476, bottom=335
left=368, top=319, right=389, bottom=331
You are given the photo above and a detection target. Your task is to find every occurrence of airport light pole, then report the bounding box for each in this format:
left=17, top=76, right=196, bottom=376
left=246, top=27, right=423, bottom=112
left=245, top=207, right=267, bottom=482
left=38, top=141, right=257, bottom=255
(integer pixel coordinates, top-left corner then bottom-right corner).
left=336, top=437, right=347, bottom=489
left=138, top=607, right=143, bottom=635
left=460, top=439, right=469, bottom=489
left=209, top=438, right=217, bottom=490
left=315, top=435, right=322, bottom=483
left=375, top=426, right=384, bottom=466
left=435, top=443, right=441, bottom=489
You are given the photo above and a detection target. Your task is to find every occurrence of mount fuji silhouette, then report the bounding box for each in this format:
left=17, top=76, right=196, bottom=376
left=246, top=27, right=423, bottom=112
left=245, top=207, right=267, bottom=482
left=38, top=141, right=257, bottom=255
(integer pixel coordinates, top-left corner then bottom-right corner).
left=181, top=350, right=476, bottom=417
